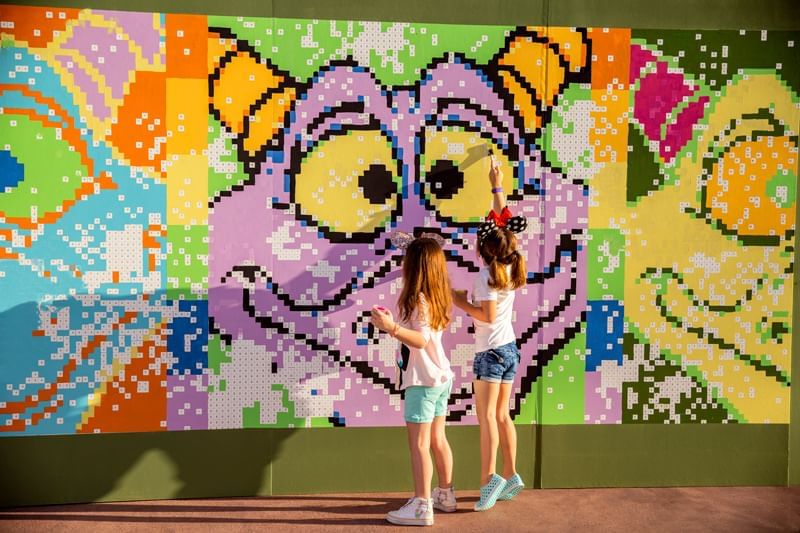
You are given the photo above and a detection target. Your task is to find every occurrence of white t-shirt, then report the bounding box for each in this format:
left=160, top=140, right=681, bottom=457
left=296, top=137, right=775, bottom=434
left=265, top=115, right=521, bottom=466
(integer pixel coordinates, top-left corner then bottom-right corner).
left=397, top=294, right=454, bottom=390
left=472, top=267, right=517, bottom=353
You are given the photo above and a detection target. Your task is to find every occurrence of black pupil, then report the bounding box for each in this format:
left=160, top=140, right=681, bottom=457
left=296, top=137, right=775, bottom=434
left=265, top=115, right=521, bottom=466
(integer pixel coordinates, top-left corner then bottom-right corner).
left=359, top=164, right=396, bottom=205
left=427, top=159, right=464, bottom=200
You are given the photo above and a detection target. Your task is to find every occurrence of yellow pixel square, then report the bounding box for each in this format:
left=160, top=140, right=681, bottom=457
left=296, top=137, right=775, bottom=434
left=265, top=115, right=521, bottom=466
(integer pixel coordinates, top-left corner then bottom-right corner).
left=590, top=88, right=629, bottom=164
left=167, top=78, right=207, bottom=155
left=166, top=154, right=208, bottom=225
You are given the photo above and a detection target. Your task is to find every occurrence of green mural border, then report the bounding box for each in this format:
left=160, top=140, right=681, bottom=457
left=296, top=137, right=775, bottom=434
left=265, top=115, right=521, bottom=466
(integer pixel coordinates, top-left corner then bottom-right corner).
left=1, top=0, right=799, bottom=29
left=0, top=424, right=787, bottom=507
left=791, top=144, right=800, bottom=486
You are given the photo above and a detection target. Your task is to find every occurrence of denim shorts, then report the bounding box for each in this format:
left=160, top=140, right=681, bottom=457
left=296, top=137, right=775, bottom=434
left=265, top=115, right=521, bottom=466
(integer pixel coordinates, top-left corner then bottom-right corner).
left=473, top=342, right=520, bottom=384
left=404, top=379, right=452, bottom=423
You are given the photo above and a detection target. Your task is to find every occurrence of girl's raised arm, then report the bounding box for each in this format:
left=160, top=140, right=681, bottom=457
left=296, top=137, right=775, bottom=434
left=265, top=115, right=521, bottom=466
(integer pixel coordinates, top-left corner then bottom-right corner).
left=489, top=154, right=506, bottom=214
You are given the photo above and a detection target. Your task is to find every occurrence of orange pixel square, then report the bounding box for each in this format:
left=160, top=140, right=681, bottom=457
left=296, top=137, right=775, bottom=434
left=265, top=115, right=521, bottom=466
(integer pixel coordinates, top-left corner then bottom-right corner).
left=166, top=14, right=208, bottom=79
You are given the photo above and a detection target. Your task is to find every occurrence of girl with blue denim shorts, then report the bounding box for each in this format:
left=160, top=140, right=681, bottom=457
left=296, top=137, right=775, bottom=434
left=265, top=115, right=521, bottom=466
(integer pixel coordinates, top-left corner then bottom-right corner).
left=371, top=235, right=457, bottom=526
left=452, top=158, right=527, bottom=512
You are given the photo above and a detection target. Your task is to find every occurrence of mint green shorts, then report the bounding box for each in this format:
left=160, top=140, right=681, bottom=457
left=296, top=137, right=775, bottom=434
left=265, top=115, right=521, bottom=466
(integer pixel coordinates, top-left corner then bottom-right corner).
left=404, top=379, right=453, bottom=423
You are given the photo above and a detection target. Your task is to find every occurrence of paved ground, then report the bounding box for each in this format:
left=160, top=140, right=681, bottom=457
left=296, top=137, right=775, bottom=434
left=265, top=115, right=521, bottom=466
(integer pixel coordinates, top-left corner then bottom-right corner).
left=1, top=486, right=798, bottom=532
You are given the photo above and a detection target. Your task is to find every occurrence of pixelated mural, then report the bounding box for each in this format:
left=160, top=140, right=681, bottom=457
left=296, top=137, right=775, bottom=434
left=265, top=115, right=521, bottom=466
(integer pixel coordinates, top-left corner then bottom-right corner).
left=0, top=6, right=796, bottom=434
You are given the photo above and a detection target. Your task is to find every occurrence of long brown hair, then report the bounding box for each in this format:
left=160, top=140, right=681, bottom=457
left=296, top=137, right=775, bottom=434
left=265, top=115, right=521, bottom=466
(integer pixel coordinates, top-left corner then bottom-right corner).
left=397, top=237, right=452, bottom=330
left=478, top=229, right=526, bottom=290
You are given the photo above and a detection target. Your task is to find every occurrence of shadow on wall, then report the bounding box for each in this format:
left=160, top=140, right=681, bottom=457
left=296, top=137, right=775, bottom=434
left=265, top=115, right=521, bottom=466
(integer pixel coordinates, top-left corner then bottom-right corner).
left=0, top=419, right=299, bottom=507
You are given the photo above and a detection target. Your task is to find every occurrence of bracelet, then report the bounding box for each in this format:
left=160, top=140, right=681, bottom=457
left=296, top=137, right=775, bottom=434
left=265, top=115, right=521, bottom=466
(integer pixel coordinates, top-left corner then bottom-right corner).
left=390, top=323, right=401, bottom=338
left=491, top=187, right=504, bottom=193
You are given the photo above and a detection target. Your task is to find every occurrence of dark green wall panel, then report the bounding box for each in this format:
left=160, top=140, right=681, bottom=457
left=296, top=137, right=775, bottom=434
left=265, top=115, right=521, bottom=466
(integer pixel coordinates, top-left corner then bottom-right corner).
left=540, top=425, right=788, bottom=488
left=0, top=424, right=788, bottom=507
left=2, top=0, right=798, bottom=28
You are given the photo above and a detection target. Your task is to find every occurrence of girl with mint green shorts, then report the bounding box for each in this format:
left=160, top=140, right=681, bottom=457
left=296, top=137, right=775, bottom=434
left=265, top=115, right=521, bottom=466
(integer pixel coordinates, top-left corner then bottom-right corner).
left=371, top=233, right=457, bottom=526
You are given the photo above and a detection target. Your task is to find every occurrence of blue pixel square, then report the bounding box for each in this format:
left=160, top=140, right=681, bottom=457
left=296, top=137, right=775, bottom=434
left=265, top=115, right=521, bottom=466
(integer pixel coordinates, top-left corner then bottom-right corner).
left=585, top=300, right=624, bottom=371
left=167, top=299, right=209, bottom=375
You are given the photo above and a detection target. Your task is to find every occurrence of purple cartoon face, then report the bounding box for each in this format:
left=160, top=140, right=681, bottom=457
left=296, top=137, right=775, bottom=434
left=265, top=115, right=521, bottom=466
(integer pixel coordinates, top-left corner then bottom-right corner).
left=209, top=31, right=588, bottom=427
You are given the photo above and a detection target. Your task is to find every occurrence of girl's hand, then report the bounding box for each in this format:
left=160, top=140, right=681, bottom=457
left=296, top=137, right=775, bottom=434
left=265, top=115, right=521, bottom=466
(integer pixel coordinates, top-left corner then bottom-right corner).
left=370, top=307, right=395, bottom=333
left=488, top=159, right=503, bottom=189
left=451, top=289, right=469, bottom=309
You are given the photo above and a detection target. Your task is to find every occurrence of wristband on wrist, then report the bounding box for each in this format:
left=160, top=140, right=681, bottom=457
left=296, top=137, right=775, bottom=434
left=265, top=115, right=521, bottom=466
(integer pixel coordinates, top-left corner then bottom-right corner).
left=491, top=187, right=504, bottom=193
left=390, top=323, right=401, bottom=337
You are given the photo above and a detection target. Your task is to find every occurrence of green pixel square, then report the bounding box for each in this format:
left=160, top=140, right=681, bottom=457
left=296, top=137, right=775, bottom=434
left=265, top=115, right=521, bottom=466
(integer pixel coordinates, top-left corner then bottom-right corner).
left=166, top=225, right=208, bottom=300
left=541, top=331, right=586, bottom=424
left=587, top=228, right=625, bottom=300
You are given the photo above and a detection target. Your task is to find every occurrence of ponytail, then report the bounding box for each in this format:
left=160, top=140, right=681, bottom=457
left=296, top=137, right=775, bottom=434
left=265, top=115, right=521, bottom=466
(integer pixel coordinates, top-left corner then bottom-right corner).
left=480, top=230, right=526, bottom=290
left=508, top=250, right=526, bottom=290
left=488, top=256, right=510, bottom=290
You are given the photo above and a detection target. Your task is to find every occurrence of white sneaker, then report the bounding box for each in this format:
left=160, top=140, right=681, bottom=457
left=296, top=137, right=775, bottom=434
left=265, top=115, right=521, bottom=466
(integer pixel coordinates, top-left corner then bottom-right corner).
left=386, top=497, right=434, bottom=526
left=432, top=486, right=457, bottom=512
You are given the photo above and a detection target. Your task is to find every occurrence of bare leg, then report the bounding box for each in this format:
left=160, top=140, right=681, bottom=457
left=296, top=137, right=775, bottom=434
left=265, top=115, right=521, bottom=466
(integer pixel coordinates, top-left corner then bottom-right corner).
left=430, top=415, right=453, bottom=488
left=496, top=382, right=517, bottom=478
left=473, top=379, right=501, bottom=485
left=407, top=422, right=433, bottom=499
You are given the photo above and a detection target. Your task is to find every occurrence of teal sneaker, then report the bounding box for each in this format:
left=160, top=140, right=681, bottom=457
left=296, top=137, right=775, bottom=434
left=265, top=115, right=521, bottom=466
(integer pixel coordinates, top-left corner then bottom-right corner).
left=474, top=473, right=505, bottom=511
left=497, top=473, right=525, bottom=501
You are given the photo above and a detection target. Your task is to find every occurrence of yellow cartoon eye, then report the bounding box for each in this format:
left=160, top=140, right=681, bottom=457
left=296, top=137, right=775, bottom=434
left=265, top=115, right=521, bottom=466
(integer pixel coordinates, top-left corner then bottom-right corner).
left=420, top=127, right=515, bottom=224
left=704, top=135, right=797, bottom=243
left=292, top=129, right=401, bottom=239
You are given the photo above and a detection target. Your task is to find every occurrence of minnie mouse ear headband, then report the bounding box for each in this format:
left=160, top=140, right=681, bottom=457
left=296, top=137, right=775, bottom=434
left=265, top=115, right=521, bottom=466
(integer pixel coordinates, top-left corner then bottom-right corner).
left=389, top=231, right=446, bottom=251
left=477, top=206, right=527, bottom=243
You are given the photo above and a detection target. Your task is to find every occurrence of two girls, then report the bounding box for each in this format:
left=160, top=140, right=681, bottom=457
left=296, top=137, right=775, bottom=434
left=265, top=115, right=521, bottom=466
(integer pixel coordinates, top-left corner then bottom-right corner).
left=371, top=158, right=526, bottom=523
